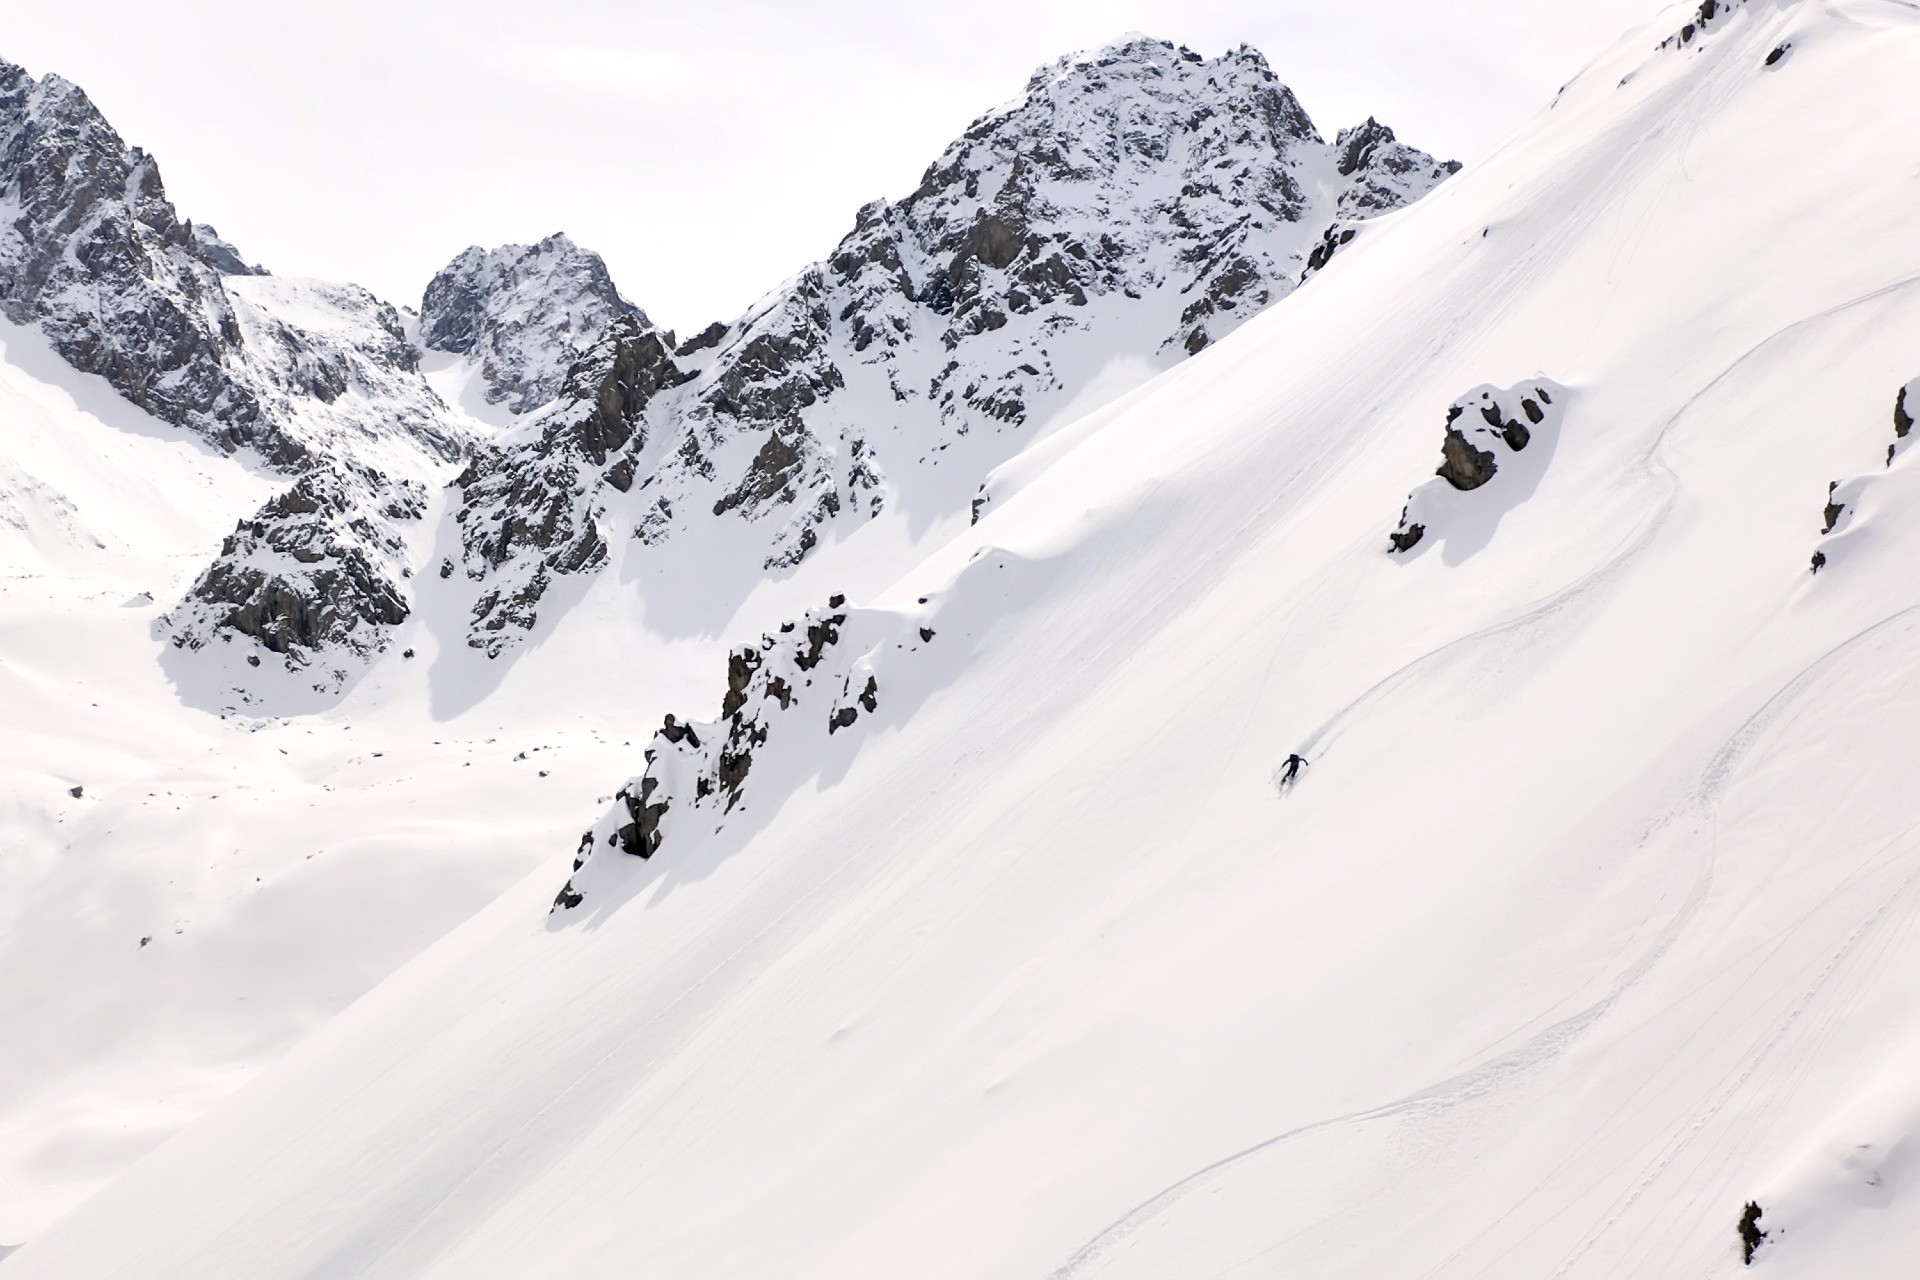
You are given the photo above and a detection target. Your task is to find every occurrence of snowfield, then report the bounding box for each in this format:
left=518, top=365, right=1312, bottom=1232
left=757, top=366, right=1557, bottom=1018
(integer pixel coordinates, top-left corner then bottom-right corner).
left=12, top=0, right=1920, bottom=1276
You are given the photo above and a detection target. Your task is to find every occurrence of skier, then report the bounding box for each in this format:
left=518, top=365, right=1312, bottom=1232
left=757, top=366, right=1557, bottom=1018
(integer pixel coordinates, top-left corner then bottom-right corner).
left=1279, top=752, right=1308, bottom=788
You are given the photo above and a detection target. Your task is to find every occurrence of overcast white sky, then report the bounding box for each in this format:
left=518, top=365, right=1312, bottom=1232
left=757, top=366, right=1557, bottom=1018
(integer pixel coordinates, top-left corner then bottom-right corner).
left=8, top=1, right=1670, bottom=334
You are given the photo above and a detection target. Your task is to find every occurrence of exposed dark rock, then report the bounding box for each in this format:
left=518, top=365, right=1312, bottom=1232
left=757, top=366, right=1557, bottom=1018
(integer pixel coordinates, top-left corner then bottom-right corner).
left=458, top=36, right=1458, bottom=654
left=1738, top=1201, right=1766, bottom=1265
left=1823, top=481, right=1844, bottom=534
left=179, top=465, right=424, bottom=657
left=1331, top=118, right=1461, bottom=218
left=0, top=58, right=276, bottom=458
left=554, top=598, right=901, bottom=911
left=453, top=316, right=692, bottom=649
left=721, top=651, right=761, bottom=718
left=1389, top=381, right=1567, bottom=553
left=1438, top=427, right=1500, bottom=491
left=1895, top=384, right=1913, bottom=438
left=1303, top=225, right=1359, bottom=277
left=0, top=59, right=470, bottom=685
left=420, top=233, right=643, bottom=414
left=1662, top=0, right=1745, bottom=49
left=675, top=321, right=729, bottom=355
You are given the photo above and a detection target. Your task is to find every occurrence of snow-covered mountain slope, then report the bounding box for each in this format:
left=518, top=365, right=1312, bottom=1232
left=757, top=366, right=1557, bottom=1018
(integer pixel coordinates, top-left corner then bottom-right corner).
left=19, top=1, right=1920, bottom=1277
left=0, top=312, right=659, bottom=1246
left=448, top=37, right=1455, bottom=657
left=419, top=233, right=642, bottom=417
left=158, top=275, right=469, bottom=704
left=1, top=54, right=480, bottom=705
left=0, top=34, right=1450, bottom=1243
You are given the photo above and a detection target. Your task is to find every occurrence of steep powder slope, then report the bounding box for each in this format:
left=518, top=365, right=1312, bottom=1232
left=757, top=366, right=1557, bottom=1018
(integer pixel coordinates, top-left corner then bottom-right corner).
left=19, top=2, right=1920, bottom=1277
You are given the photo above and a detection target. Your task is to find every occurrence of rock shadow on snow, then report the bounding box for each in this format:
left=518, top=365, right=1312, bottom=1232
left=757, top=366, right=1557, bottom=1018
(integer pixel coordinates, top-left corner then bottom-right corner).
left=546, top=549, right=1052, bottom=927
left=1387, top=379, right=1569, bottom=565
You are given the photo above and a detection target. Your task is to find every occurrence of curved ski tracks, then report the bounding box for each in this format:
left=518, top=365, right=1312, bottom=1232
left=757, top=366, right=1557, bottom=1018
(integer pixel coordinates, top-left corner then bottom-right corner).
left=1050, top=272, right=1920, bottom=1280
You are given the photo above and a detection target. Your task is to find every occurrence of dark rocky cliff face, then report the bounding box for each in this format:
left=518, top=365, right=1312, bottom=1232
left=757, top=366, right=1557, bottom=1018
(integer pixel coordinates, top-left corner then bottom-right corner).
left=0, top=58, right=276, bottom=459
left=2, top=38, right=1460, bottom=688
left=450, top=36, right=1460, bottom=655
left=0, top=55, right=469, bottom=693
left=420, top=233, right=644, bottom=414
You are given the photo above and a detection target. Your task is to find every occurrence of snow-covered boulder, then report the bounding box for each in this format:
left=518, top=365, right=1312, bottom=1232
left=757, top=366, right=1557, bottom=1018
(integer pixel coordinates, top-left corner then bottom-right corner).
left=1388, top=380, right=1568, bottom=555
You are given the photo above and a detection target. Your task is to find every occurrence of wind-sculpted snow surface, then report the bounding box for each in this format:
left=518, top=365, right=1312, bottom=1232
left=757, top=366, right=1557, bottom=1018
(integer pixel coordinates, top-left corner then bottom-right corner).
left=420, top=233, right=643, bottom=415
left=1388, top=380, right=1567, bottom=555
left=450, top=36, right=1456, bottom=652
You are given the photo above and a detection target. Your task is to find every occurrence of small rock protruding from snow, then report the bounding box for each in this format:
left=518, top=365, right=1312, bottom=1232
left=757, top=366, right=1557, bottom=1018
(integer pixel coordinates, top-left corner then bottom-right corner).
left=1822, top=481, right=1846, bottom=535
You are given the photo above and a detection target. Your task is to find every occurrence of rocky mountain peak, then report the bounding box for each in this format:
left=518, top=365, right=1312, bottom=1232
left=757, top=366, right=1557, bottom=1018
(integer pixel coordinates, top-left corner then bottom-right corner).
left=446, top=34, right=1459, bottom=657
left=420, top=232, right=644, bottom=415
left=0, top=56, right=271, bottom=456
left=1, top=53, right=478, bottom=703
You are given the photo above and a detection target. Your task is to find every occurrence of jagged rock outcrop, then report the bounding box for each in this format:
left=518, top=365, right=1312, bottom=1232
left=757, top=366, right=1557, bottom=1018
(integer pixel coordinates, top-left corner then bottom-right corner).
left=1893, top=379, right=1915, bottom=462
left=179, top=463, right=423, bottom=657
left=420, top=233, right=643, bottom=414
left=0, top=57, right=273, bottom=458
left=0, top=55, right=468, bottom=686
left=1301, top=118, right=1457, bottom=281
left=1806, top=376, right=1920, bottom=575
left=1388, top=381, right=1567, bottom=554
left=1661, top=0, right=1747, bottom=50
left=455, top=36, right=1459, bottom=653
left=552, top=594, right=921, bottom=911
left=157, top=276, right=466, bottom=680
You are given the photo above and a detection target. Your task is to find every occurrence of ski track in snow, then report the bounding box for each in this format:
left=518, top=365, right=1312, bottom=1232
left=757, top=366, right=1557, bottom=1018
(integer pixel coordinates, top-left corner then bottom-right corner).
left=1050, top=269, right=1920, bottom=1279
left=21, top=3, right=1920, bottom=1274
